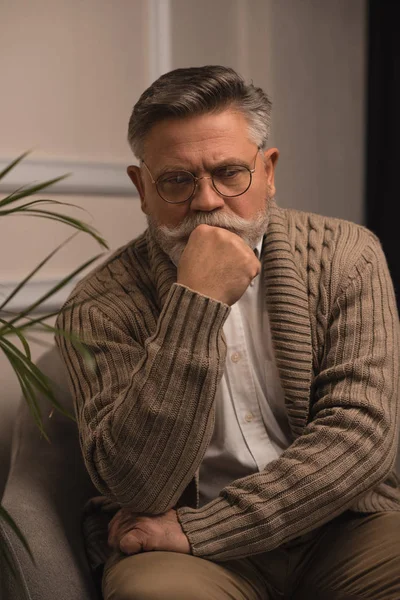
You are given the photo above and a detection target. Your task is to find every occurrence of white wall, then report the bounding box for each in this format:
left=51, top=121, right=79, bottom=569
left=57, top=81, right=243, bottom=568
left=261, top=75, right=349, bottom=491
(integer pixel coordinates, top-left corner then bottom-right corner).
left=0, top=0, right=366, bottom=424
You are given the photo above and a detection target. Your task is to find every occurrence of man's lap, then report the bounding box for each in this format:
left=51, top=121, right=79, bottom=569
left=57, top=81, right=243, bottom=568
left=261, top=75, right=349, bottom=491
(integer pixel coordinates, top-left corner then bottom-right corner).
left=102, top=511, right=400, bottom=600
left=102, top=551, right=268, bottom=600
left=288, top=511, right=400, bottom=599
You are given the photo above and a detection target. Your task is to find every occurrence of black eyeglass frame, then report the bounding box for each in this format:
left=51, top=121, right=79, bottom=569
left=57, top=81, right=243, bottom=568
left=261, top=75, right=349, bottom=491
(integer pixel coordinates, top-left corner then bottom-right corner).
left=140, top=147, right=261, bottom=205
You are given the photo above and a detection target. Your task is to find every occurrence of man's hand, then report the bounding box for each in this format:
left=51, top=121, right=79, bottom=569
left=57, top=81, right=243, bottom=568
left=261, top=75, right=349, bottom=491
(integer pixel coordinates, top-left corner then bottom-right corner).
left=177, top=224, right=260, bottom=306
left=108, top=508, right=191, bottom=555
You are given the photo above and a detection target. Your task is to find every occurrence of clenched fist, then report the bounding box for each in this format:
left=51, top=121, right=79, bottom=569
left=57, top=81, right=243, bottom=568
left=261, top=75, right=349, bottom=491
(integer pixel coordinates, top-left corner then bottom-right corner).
left=177, top=224, right=260, bottom=306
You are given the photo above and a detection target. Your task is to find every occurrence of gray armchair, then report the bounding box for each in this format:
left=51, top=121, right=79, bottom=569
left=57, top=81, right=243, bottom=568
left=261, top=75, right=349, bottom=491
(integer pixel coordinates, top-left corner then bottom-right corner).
left=0, top=346, right=100, bottom=600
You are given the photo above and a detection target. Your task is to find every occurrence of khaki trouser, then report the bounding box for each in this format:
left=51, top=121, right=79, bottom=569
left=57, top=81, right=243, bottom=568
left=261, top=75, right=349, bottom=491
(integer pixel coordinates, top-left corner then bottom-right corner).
left=103, top=511, right=400, bottom=599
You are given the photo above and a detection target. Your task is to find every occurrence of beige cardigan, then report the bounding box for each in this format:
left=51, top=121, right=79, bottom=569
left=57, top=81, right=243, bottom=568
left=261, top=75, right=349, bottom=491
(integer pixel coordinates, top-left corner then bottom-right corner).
left=56, top=201, right=400, bottom=565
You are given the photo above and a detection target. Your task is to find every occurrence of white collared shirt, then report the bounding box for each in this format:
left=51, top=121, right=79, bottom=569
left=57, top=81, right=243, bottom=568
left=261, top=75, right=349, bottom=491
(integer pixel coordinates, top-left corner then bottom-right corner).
left=199, top=239, right=292, bottom=506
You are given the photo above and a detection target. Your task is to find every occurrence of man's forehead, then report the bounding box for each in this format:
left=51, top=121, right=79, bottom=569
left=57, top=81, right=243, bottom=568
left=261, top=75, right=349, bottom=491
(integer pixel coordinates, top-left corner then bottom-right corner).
left=142, top=109, right=254, bottom=165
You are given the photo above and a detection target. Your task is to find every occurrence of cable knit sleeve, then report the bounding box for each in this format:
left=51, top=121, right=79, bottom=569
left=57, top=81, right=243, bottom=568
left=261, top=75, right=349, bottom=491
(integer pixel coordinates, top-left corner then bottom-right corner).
left=177, top=233, right=400, bottom=560
left=56, top=282, right=229, bottom=512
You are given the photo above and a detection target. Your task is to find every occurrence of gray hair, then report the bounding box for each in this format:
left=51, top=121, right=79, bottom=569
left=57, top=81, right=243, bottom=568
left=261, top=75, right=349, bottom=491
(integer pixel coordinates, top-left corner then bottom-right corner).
left=127, top=65, right=272, bottom=159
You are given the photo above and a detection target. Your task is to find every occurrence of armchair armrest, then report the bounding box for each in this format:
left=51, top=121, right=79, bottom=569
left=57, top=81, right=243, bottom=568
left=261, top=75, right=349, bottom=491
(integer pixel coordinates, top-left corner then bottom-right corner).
left=0, top=346, right=100, bottom=600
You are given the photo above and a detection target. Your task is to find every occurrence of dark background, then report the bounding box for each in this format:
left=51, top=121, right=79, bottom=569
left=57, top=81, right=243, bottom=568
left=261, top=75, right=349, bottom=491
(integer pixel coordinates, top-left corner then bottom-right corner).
left=366, top=0, right=400, bottom=311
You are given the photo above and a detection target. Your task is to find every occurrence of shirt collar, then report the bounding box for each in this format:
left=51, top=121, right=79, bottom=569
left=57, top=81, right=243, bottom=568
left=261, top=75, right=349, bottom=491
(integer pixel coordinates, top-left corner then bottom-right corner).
left=253, top=236, right=264, bottom=259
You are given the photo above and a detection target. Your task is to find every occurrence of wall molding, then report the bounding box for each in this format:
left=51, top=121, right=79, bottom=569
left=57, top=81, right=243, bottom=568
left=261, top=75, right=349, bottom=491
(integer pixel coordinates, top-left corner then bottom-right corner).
left=0, top=157, right=137, bottom=197
left=0, top=279, right=78, bottom=315
left=235, top=0, right=250, bottom=77
left=148, top=0, right=172, bottom=83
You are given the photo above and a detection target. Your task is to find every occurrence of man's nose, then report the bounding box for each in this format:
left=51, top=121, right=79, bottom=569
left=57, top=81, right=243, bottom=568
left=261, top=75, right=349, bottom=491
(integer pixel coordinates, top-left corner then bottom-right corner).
left=189, top=177, right=225, bottom=211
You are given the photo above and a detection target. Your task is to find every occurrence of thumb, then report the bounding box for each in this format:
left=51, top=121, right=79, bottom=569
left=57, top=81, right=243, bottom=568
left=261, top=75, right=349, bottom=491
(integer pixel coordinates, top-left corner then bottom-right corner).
left=120, top=530, right=146, bottom=555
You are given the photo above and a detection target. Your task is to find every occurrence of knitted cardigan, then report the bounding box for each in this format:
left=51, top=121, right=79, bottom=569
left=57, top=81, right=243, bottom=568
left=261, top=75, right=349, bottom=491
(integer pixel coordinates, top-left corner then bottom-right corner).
left=56, top=201, right=400, bottom=566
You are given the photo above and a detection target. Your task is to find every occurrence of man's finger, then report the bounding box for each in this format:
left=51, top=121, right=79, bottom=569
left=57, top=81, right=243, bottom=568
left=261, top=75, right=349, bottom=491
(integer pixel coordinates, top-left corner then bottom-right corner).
left=120, top=530, right=146, bottom=555
left=108, top=521, right=135, bottom=548
left=108, top=509, right=140, bottom=547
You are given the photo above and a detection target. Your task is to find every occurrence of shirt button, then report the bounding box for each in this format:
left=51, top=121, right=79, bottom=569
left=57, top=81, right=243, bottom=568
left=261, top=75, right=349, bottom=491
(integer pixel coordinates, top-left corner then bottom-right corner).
left=244, top=412, right=254, bottom=423
left=231, top=352, right=241, bottom=363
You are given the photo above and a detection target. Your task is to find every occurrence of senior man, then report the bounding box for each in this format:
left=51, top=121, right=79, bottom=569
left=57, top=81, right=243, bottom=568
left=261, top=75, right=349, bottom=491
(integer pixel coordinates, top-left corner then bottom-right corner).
left=56, top=66, right=400, bottom=599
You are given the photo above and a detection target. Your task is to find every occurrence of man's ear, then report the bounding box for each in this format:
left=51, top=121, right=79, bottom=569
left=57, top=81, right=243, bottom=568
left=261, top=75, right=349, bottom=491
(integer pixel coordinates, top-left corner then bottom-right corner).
left=262, top=148, right=279, bottom=196
left=127, top=165, right=148, bottom=214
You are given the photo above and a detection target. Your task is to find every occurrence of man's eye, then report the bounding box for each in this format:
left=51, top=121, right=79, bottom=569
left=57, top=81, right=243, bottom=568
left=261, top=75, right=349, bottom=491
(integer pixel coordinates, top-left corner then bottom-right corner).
left=161, top=173, right=192, bottom=185
left=214, top=167, right=243, bottom=179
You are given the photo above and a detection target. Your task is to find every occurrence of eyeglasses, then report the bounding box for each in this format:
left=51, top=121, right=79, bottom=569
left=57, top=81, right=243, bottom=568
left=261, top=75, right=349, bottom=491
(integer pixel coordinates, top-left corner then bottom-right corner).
left=141, top=147, right=260, bottom=204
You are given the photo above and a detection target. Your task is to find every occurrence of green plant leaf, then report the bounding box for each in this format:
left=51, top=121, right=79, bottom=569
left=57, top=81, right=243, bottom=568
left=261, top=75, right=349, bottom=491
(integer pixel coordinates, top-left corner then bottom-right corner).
left=0, top=342, right=48, bottom=439
left=0, top=253, right=103, bottom=333
left=0, top=174, right=70, bottom=207
left=0, top=151, right=31, bottom=181
left=2, top=309, right=96, bottom=371
left=0, top=506, right=34, bottom=561
left=4, top=309, right=62, bottom=329
left=0, top=198, right=82, bottom=213
left=1, top=207, right=107, bottom=246
left=0, top=231, right=80, bottom=311
left=0, top=208, right=108, bottom=249
left=0, top=197, right=96, bottom=220
left=0, top=539, right=19, bottom=580
left=0, top=337, right=74, bottom=424
left=0, top=503, right=35, bottom=581
left=0, top=317, right=31, bottom=360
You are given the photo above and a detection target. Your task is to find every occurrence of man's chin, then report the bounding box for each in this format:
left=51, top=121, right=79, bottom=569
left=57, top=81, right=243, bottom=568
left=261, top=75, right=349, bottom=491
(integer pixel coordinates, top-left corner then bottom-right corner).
left=152, top=233, right=187, bottom=266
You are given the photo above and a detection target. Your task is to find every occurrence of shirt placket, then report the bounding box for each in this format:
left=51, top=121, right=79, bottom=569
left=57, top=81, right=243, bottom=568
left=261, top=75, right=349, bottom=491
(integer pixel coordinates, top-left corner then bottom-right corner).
left=228, top=304, right=272, bottom=471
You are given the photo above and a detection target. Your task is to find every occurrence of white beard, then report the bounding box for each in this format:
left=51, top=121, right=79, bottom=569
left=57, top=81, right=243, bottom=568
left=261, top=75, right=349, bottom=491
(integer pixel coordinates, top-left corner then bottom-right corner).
left=147, top=197, right=272, bottom=266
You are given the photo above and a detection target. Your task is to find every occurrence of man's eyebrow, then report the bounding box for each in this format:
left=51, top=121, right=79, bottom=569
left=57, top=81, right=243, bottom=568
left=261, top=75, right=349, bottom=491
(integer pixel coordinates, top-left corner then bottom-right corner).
left=156, top=164, right=191, bottom=177
left=156, top=157, right=250, bottom=178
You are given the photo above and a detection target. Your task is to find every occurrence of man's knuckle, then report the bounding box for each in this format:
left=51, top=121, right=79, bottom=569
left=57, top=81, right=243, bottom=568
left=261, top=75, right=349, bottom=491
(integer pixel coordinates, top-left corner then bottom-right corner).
left=194, top=224, right=209, bottom=235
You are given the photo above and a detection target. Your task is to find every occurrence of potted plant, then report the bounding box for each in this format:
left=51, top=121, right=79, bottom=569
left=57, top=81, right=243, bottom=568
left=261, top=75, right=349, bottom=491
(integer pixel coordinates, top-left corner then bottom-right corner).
left=0, top=152, right=108, bottom=577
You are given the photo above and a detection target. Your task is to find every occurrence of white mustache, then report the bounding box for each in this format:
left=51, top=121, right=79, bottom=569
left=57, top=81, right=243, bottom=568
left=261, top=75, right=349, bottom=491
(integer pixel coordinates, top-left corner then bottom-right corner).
left=157, top=210, right=265, bottom=241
